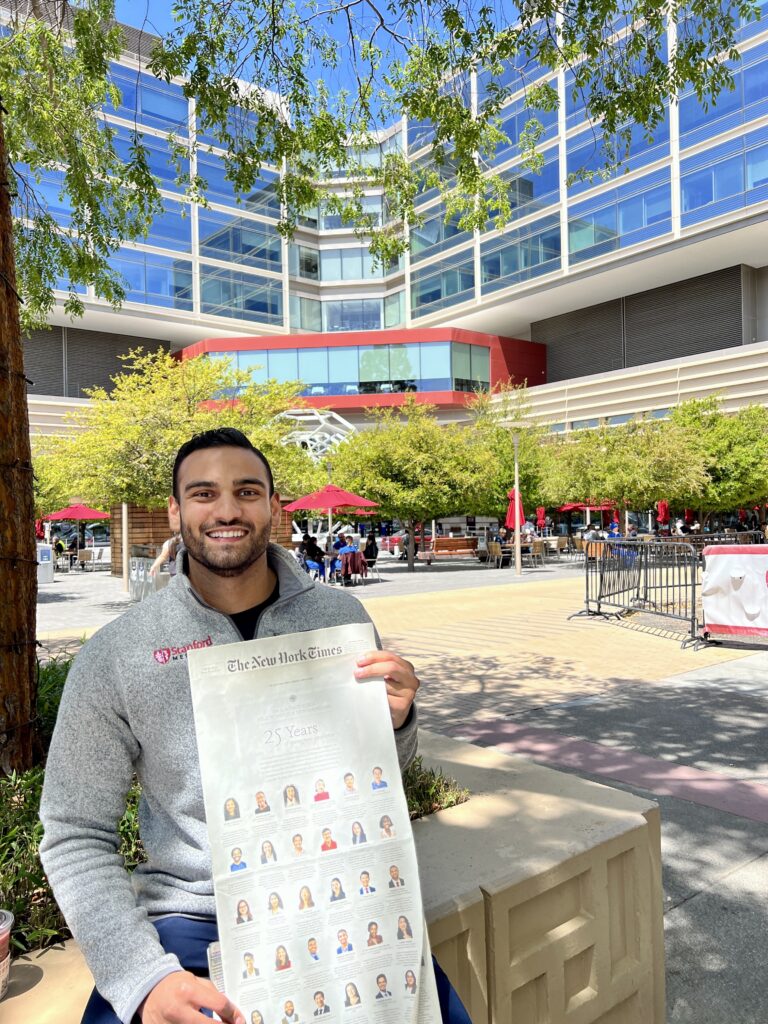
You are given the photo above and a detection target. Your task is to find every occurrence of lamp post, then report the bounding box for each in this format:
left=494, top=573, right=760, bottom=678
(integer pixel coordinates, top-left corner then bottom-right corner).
left=513, top=432, right=522, bottom=577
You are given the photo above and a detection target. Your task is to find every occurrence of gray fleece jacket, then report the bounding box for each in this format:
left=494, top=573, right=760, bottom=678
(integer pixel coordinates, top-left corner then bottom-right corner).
left=39, top=544, right=417, bottom=1023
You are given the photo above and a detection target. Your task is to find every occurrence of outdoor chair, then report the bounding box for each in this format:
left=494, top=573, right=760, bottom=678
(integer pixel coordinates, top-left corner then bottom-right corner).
left=77, top=548, right=94, bottom=571
left=556, top=536, right=569, bottom=560
left=365, top=557, right=381, bottom=581
left=486, top=540, right=503, bottom=568
left=523, top=539, right=545, bottom=568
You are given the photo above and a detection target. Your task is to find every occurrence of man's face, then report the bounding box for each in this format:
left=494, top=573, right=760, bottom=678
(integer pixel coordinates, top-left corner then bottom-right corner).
left=293, top=835, right=303, bottom=851
left=338, top=930, right=348, bottom=946
left=322, top=829, right=331, bottom=843
left=232, top=848, right=242, bottom=863
left=369, top=923, right=378, bottom=937
left=373, top=768, right=382, bottom=782
left=256, top=791, right=268, bottom=809
left=244, top=954, right=254, bottom=971
left=308, top=938, right=318, bottom=956
left=344, top=773, right=354, bottom=789
left=284, top=1002, right=294, bottom=1016
left=169, top=445, right=280, bottom=577
left=315, top=994, right=325, bottom=1008
left=377, top=976, right=387, bottom=992
left=360, top=873, right=369, bottom=887
left=389, top=865, right=399, bottom=881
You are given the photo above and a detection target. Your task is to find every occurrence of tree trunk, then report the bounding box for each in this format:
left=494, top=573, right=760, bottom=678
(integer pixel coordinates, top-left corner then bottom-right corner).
left=406, top=518, right=415, bottom=572
left=0, top=98, right=38, bottom=773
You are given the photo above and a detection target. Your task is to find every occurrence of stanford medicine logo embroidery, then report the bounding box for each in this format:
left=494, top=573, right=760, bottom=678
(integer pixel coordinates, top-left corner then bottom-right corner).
left=152, top=636, right=213, bottom=664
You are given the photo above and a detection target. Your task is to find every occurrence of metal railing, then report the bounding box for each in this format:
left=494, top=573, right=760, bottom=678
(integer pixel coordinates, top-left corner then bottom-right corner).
left=583, top=540, right=698, bottom=638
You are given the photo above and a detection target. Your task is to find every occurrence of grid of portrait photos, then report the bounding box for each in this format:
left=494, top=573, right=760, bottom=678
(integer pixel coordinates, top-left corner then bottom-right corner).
left=215, top=761, right=427, bottom=1022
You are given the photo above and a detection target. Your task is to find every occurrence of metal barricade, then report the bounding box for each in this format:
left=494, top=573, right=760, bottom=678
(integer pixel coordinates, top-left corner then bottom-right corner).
left=584, top=540, right=698, bottom=638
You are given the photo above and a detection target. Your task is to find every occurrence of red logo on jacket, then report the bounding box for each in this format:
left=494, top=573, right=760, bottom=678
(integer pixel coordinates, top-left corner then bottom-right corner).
left=152, top=636, right=213, bottom=664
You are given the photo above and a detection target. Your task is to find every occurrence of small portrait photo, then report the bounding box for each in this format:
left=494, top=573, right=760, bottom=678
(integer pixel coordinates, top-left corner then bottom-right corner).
left=379, top=814, right=396, bottom=839
left=307, top=936, right=321, bottom=962
left=313, top=990, right=331, bottom=1016
left=261, top=839, right=278, bottom=864
left=366, top=920, right=383, bottom=947
left=267, top=891, right=284, bottom=916
left=370, top=766, right=388, bottom=791
left=283, top=783, right=301, bottom=808
left=358, top=870, right=375, bottom=895
left=291, top=833, right=305, bottom=856
left=250, top=1011, right=265, bottom=1024
left=281, top=998, right=299, bottom=1022
left=230, top=846, right=247, bottom=872
left=396, top=914, right=414, bottom=940
left=275, top=944, right=292, bottom=971
left=404, top=969, right=418, bottom=995
left=388, top=864, right=404, bottom=888
left=375, top=974, right=392, bottom=1000
left=314, top=778, right=330, bottom=802
left=242, top=951, right=260, bottom=980
left=342, top=771, right=356, bottom=795
left=329, top=876, right=346, bottom=902
left=320, top=827, right=337, bottom=852
left=336, top=928, right=354, bottom=955
left=344, top=981, right=362, bottom=1007
left=350, top=820, right=367, bottom=845
left=254, top=790, right=271, bottom=814
left=236, top=898, right=253, bottom=925
left=224, top=797, right=240, bottom=820
left=298, top=885, right=315, bottom=910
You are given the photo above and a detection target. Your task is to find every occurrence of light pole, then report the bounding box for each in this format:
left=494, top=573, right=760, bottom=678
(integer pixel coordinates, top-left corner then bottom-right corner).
left=513, top=432, right=522, bottom=577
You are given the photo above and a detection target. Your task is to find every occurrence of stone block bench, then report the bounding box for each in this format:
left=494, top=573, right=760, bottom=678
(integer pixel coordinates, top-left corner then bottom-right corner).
left=4, top=731, right=664, bottom=1024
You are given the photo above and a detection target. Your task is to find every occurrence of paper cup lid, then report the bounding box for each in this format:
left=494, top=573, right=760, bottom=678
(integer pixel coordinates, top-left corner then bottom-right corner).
left=0, top=911, right=13, bottom=931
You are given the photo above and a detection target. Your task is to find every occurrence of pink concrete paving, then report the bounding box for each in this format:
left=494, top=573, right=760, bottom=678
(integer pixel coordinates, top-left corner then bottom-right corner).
left=450, top=720, right=768, bottom=824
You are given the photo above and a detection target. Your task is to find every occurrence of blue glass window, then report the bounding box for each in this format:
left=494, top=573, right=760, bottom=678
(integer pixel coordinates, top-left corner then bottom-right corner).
left=200, top=265, right=283, bottom=325
left=268, top=349, right=298, bottom=381
left=288, top=295, right=322, bottom=332
left=480, top=215, right=561, bottom=293
left=408, top=118, right=435, bottom=155
left=196, top=150, right=280, bottom=216
left=418, top=342, right=452, bottom=390
left=489, top=149, right=560, bottom=222
left=328, top=346, right=359, bottom=394
left=680, top=126, right=768, bottom=225
left=491, top=97, right=558, bottom=167
left=410, top=249, right=475, bottom=318
left=322, top=299, right=382, bottom=332
left=112, top=126, right=189, bottom=191
left=410, top=209, right=471, bottom=264
left=567, top=107, right=670, bottom=196
left=298, top=349, right=329, bottom=392
left=145, top=200, right=192, bottom=251
left=107, top=66, right=188, bottom=132
left=568, top=171, right=671, bottom=263
left=19, top=166, right=71, bottom=226
left=109, top=249, right=193, bottom=310
left=238, top=351, right=268, bottom=383
left=198, top=209, right=281, bottom=271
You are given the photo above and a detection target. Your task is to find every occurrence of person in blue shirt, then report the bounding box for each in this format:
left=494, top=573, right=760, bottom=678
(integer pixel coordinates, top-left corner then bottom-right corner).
left=339, top=536, right=358, bottom=554
left=229, top=847, right=247, bottom=872
left=371, top=766, right=388, bottom=790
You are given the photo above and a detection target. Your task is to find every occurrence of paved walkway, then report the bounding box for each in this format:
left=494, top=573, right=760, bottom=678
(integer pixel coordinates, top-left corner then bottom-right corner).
left=23, top=562, right=768, bottom=1022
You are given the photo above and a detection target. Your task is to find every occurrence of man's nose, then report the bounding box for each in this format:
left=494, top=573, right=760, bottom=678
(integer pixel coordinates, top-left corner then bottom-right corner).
left=213, top=492, right=244, bottom=520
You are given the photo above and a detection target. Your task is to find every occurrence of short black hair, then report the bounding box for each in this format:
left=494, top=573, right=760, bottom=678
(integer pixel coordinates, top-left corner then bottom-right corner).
left=172, top=428, right=274, bottom=498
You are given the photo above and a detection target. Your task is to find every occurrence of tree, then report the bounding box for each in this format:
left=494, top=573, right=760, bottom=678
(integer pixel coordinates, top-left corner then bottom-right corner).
left=467, top=385, right=545, bottom=518
left=329, top=400, right=496, bottom=569
left=37, top=349, right=323, bottom=510
left=538, top=417, right=708, bottom=517
left=669, top=397, right=768, bottom=521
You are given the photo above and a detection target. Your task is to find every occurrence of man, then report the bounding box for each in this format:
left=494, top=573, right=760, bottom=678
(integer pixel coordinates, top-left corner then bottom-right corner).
left=319, top=828, right=337, bottom=852
left=388, top=864, right=405, bottom=888
left=371, top=766, right=388, bottom=790
left=306, top=938, right=320, bottom=962
left=336, top=929, right=353, bottom=955
left=40, top=428, right=419, bottom=1024
left=313, top=991, right=330, bottom=1016
left=281, top=1000, right=299, bottom=1024
left=375, top=975, right=392, bottom=1000
left=292, top=833, right=305, bottom=856
left=359, top=871, right=376, bottom=895
left=241, top=953, right=258, bottom=980
left=229, top=847, right=247, bottom=872
left=342, top=771, right=356, bottom=794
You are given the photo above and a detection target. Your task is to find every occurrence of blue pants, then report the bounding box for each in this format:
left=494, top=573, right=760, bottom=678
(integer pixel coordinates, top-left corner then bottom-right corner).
left=81, top=916, right=471, bottom=1024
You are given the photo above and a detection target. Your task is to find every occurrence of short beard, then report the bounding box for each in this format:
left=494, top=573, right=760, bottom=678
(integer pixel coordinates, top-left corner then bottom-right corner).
left=179, top=517, right=272, bottom=577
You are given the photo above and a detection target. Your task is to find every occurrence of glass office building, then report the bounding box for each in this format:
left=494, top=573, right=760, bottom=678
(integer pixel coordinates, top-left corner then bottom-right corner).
left=22, top=8, right=768, bottom=428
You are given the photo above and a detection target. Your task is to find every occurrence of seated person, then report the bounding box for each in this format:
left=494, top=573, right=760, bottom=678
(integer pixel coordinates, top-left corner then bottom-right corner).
left=338, top=535, right=358, bottom=555
left=304, top=537, right=327, bottom=579
left=363, top=534, right=379, bottom=566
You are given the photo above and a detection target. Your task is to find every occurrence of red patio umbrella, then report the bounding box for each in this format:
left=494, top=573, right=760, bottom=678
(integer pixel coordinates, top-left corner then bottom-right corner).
left=283, top=485, right=378, bottom=541
left=535, top=506, right=547, bottom=528
left=45, top=503, right=109, bottom=522
left=656, top=499, right=670, bottom=525
left=505, top=489, right=525, bottom=531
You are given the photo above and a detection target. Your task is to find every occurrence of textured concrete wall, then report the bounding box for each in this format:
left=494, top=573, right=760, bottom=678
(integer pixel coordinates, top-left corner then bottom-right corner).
left=417, top=732, right=665, bottom=1024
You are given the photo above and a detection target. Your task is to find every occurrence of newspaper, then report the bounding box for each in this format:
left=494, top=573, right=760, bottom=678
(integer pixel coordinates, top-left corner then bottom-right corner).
left=188, top=622, right=441, bottom=1023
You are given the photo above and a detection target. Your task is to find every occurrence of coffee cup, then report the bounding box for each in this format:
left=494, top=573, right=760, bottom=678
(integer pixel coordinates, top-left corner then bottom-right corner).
left=0, top=911, right=13, bottom=962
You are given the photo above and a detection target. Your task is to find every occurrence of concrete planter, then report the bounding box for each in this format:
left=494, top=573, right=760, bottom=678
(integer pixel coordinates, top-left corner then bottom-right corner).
left=416, top=731, right=664, bottom=1024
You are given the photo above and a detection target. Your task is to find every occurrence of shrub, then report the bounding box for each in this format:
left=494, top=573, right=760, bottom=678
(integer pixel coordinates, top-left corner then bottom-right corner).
left=403, top=756, right=470, bottom=820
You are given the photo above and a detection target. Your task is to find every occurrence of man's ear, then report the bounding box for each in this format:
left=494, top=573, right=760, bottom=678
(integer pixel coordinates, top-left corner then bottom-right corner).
left=168, top=495, right=181, bottom=534
left=271, top=492, right=282, bottom=533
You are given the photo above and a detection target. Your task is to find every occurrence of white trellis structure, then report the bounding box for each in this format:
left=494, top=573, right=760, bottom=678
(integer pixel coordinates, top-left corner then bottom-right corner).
left=278, top=407, right=356, bottom=461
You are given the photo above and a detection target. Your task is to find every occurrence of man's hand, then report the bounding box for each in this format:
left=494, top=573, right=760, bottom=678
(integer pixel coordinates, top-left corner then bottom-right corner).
left=139, top=971, right=245, bottom=1024
left=355, top=650, right=419, bottom=729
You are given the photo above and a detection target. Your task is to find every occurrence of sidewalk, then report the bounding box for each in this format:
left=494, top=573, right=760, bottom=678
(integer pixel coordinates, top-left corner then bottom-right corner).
left=19, top=563, right=768, bottom=1022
